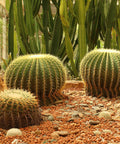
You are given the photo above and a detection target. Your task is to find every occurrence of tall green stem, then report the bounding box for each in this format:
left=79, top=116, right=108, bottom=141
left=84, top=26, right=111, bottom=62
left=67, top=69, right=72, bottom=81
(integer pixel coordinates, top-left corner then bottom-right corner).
left=75, top=0, right=87, bottom=63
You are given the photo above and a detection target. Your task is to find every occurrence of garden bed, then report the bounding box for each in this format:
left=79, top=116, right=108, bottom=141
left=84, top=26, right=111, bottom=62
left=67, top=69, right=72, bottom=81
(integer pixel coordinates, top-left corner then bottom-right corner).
left=0, top=80, right=120, bottom=143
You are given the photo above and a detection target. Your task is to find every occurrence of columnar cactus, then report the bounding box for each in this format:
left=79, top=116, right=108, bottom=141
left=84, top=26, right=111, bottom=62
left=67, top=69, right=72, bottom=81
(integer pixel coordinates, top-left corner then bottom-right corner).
left=0, top=89, right=42, bottom=129
left=4, top=54, right=67, bottom=106
left=80, top=49, right=120, bottom=98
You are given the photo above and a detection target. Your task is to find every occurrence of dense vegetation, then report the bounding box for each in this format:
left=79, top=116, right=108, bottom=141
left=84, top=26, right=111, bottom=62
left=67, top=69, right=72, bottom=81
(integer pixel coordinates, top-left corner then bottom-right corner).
left=1, top=0, right=120, bottom=77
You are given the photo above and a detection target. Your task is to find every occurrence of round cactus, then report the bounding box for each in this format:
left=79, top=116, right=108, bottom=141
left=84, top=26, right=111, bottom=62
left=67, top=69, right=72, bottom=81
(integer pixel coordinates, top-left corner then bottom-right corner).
left=80, top=49, right=120, bottom=98
left=0, top=89, right=42, bottom=129
left=4, top=54, right=67, bottom=106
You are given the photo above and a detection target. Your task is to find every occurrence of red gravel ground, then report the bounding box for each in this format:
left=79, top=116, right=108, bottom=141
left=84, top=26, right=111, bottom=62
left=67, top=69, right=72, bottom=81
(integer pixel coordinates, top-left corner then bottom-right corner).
left=0, top=80, right=120, bottom=144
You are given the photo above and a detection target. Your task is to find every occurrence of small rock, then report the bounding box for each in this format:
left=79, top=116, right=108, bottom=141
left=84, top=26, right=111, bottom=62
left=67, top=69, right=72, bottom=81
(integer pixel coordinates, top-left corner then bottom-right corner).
left=84, top=112, right=91, bottom=115
left=48, top=115, right=54, bottom=121
left=107, top=101, right=112, bottom=106
left=53, top=126, right=59, bottom=131
left=72, top=111, right=80, bottom=118
left=92, top=106, right=101, bottom=113
left=113, top=115, right=120, bottom=121
left=86, top=100, right=93, bottom=104
left=58, top=131, right=69, bottom=137
left=66, top=104, right=75, bottom=108
left=11, top=139, right=27, bottom=144
left=102, top=99, right=108, bottom=102
left=70, top=129, right=79, bottom=134
left=65, top=100, right=69, bottom=103
left=62, top=112, right=69, bottom=116
left=56, top=116, right=63, bottom=119
left=114, top=103, right=120, bottom=109
left=89, top=120, right=100, bottom=125
left=79, top=104, right=88, bottom=107
left=97, top=104, right=104, bottom=107
left=67, top=118, right=74, bottom=122
left=103, top=129, right=112, bottom=134
left=55, top=100, right=63, bottom=104
left=51, top=131, right=59, bottom=138
left=93, top=130, right=101, bottom=135
left=78, top=113, right=84, bottom=118
left=98, top=111, right=112, bottom=120
left=42, top=109, right=51, bottom=116
left=6, top=128, right=22, bottom=137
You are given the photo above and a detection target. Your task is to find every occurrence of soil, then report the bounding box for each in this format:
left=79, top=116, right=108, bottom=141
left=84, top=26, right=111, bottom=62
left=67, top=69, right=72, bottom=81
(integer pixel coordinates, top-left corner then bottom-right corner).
left=0, top=79, right=120, bottom=144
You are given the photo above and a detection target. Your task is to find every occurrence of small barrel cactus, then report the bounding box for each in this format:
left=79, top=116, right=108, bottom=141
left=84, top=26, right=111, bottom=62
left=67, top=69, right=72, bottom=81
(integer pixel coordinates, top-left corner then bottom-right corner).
left=4, top=54, right=67, bottom=106
left=0, top=89, right=41, bottom=129
left=80, top=49, right=120, bottom=98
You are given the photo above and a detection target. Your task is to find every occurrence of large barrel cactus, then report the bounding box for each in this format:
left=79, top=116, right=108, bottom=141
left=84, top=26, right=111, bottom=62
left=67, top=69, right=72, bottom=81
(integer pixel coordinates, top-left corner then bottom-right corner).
left=80, top=49, right=120, bottom=98
left=0, top=89, right=41, bottom=129
left=4, top=54, right=67, bottom=106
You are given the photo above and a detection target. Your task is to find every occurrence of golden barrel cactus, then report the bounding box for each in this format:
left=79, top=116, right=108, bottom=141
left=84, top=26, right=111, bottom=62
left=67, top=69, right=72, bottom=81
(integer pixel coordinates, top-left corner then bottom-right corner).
left=4, top=54, right=67, bottom=106
left=0, top=89, right=41, bottom=129
left=80, top=49, right=120, bottom=98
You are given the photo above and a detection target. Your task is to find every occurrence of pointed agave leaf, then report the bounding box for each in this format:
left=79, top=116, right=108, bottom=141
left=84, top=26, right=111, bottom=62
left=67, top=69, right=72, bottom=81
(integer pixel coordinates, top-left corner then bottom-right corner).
left=8, top=0, right=15, bottom=59
left=65, top=31, right=78, bottom=76
left=42, top=0, right=50, bottom=53
left=23, top=0, right=35, bottom=36
left=75, top=0, right=87, bottom=63
left=50, top=13, right=63, bottom=55
left=32, top=0, right=41, bottom=17
left=59, top=0, right=69, bottom=28
left=5, top=0, right=11, bottom=12
left=14, top=4, right=27, bottom=54
left=104, top=0, right=117, bottom=48
left=13, top=30, right=19, bottom=58
left=17, top=0, right=33, bottom=53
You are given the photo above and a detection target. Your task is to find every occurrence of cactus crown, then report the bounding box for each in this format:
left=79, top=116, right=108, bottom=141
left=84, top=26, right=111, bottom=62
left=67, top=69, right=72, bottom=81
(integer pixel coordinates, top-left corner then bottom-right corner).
left=80, top=49, right=120, bottom=98
left=0, top=89, right=41, bottom=129
left=0, top=89, right=38, bottom=112
left=5, top=54, right=67, bottom=106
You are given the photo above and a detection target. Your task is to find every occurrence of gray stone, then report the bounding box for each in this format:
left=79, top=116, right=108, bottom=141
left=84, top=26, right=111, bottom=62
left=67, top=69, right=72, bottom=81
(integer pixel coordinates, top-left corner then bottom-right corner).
left=11, top=139, right=27, bottom=144
left=79, top=104, right=88, bottom=107
left=51, top=131, right=59, bottom=138
left=48, top=115, right=54, bottom=121
left=89, top=120, right=100, bottom=125
left=67, top=118, right=74, bottom=122
left=84, top=112, right=91, bottom=115
left=92, top=106, right=101, bottom=112
left=58, top=131, right=69, bottom=136
left=66, top=104, right=75, bottom=108
left=93, top=130, right=101, bottom=135
left=103, top=129, right=112, bottom=134
left=102, top=99, right=108, bottom=102
left=97, top=104, right=104, bottom=107
left=72, top=111, right=80, bottom=118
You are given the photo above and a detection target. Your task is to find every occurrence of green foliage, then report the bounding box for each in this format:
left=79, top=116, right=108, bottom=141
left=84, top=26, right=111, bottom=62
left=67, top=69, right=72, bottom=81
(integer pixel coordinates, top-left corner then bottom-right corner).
left=1, top=53, right=12, bottom=70
left=5, top=54, right=67, bottom=106
left=80, top=49, right=120, bottom=98
left=0, top=89, right=41, bottom=129
left=7, top=0, right=120, bottom=77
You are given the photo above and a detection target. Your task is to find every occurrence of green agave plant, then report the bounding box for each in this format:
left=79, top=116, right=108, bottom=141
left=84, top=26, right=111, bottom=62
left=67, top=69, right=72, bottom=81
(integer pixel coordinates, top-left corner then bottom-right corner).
left=0, top=89, right=41, bottom=129
left=5, top=54, right=67, bottom=106
left=80, top=49, right=120, bottom=98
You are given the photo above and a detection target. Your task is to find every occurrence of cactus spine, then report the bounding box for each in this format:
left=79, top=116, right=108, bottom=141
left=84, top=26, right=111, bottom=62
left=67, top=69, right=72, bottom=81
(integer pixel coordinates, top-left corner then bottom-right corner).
left=5, top=54, right=67, bottom=106
left=0, top=89, right=41, bottom=129
left=80, top=49, right=120, bottom=98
